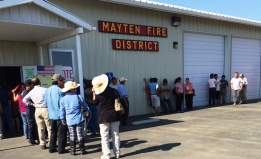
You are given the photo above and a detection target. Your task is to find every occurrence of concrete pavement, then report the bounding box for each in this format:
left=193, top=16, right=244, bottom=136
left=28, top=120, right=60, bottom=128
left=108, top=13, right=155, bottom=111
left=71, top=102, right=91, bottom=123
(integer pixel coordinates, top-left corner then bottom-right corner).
left=1, top=101, right=261, bottom=159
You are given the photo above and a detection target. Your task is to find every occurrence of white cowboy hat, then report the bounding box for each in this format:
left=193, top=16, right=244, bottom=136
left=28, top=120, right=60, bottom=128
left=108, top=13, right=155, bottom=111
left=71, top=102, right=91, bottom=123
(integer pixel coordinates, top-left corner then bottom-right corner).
left=92, top=74, right=108, bottom=95
left=62, top=81, right=80, bottom=92
left=119, top=77, right=127, bottom=82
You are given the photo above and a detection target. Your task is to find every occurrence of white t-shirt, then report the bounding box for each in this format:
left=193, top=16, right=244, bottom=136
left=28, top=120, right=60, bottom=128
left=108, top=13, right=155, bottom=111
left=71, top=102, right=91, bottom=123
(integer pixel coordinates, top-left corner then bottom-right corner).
left=208, top=79, right=216, bottom=88
left=230, top=78, right=242, bottom=90
left=216, top=79, right=220, bottom=91
left=109, top=84, right=118, bottom=90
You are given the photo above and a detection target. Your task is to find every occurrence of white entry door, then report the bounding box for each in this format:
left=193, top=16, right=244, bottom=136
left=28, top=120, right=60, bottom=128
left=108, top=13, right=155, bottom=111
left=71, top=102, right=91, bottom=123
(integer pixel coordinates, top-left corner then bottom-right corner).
left=184, top=33, right=225, bottom=106
left=232, top=37, right=261, bottom=100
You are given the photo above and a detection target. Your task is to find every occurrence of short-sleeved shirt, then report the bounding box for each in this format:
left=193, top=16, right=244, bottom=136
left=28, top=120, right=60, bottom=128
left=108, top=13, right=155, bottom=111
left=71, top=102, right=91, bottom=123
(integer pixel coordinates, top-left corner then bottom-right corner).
left=184, top=83, right=194, bottom=94
left=109, top=84, right=118, bottom=90
left=220, top=80, right=228, bottom=88
left=147, top=83, right=158, bottom=95
left=175, top=83, right=184, bottom=93
left=208, top=79, right=216, bottom=88
left=159, top=84, right=170, bottom=99
left=118, top=84, right=128, bottom=99
left=230, top=78, right=242, bottom=90
left=0, top=88, right=11, bottom=108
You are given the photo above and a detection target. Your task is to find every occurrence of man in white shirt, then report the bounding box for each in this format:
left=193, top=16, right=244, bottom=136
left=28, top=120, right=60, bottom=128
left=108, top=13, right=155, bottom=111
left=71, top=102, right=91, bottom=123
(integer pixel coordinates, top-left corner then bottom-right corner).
left=239, top=74, right=248, bottom=103
left=23, top=78, right=51, bottom=150
left=230, top=72, right=243, bottom=106
left=109, top=77, right=118, bottom=90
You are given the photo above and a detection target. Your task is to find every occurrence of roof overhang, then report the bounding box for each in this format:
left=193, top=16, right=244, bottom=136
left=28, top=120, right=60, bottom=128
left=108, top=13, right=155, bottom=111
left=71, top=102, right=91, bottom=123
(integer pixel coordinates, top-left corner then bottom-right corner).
left=100, top=0, right=261, bottom=28
left=0, top=0, right=93, bottom=44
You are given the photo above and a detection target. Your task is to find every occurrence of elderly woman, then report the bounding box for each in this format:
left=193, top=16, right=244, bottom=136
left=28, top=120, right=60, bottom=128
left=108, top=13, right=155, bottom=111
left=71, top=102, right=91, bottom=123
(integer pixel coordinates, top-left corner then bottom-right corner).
left=60, top=81, right=91, bottom=156
left=92, top=74, right=121, bottom=159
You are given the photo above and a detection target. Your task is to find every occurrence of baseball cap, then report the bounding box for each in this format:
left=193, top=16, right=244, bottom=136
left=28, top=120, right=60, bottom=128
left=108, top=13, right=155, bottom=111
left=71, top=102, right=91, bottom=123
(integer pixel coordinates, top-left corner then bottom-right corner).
left=163, top=79, right=168, bottom=83
left=119, top=77, right=127, bottom=82
left=52, top=74, right=66, bottom=81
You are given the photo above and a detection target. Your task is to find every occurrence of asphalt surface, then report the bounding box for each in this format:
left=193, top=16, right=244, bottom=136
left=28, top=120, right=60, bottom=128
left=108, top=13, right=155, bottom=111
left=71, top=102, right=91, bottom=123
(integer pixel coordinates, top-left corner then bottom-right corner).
left=1, top=101, right=261, bottom=159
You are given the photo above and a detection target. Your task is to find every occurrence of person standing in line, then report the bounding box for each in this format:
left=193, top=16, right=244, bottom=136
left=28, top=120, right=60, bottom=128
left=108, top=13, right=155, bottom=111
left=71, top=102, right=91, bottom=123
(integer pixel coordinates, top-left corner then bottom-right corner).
left=109, top=77, right=118, bottom=90
left=144, top=78, right=153, bottom=107
left=0, top=102, right=3, bottom=139
left=84, top=79, right=98, bottom=136
left=239, top=74, right=248, bottom=104
left=143, top=78, right=160, bottom=116
left=118, top=77, right=129, bottom=126
left=159, top=79, right=173, bottom=114
left=208, top=74, right=217, bottom=106
left=0, top=82, right=15, bottom=137
left=23, top=78, right=51, bottom=150
left=13, top=83, right=28, bottom=139
left=174, top=77, right=184, bottom=113
left=230, top=72, right=243, bottom=106
left=214, top=74, right=221, bottom=104
left=9, top=88, right=21, bottom=133
left=23, top=79, right=39, bottom=145
left=60, top=81, right=91, bottom=156
left=92, top=74, right=121, bottom=159
left=184, top=78, right=194, bottom=111
left=44, top=74, right=68, bottom=154
left=219, top=75, right=228, bottom=105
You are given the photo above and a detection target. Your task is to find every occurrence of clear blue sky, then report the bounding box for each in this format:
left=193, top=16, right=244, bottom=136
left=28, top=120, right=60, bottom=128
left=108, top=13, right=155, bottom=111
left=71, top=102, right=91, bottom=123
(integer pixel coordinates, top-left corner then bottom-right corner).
left=155, top=0, right=261, bottom=21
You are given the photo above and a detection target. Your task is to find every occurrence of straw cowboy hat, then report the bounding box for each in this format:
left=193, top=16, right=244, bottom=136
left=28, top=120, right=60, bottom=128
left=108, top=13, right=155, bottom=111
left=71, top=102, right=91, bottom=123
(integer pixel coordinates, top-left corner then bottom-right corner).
left=62, top=81, right=80, bottom=92
left=92, top=74, right=108, bottom=95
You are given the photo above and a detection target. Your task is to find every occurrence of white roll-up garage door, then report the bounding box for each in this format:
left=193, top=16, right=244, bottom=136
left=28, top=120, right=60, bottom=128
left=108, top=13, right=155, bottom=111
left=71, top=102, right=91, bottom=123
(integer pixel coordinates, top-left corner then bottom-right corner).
left=232, top=37, right=261, bottom=100
left=184, top=33, right=225, bottom=106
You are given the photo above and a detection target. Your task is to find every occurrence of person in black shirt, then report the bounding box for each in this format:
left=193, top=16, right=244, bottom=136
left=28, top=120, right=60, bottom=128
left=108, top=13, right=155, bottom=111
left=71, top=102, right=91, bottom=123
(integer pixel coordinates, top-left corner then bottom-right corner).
left=0, top=82, right=15, bottom=136
left=219, top=75, right=228, bottom=105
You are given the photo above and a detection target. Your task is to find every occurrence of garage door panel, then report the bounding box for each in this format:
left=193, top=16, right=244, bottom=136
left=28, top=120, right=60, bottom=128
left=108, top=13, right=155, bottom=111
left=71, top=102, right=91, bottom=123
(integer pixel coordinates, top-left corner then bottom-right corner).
left=184, top=33, right=225, bottom=106
left=232, top=37, right=261, bottom=100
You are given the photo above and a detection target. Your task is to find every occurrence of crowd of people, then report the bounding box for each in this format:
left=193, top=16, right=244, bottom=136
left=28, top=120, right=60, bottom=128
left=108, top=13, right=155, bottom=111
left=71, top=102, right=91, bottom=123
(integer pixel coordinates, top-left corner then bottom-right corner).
left=0, top=71, right=249, bottom=158
left=0, top=74, right=128, bottom=159
left=143, top=72, right=248, bottom=114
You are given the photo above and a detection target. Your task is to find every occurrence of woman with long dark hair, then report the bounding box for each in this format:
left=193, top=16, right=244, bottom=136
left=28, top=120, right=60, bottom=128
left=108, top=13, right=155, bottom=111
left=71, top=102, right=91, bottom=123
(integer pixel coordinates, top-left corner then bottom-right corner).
left=174, top=77, right=184, bottom=113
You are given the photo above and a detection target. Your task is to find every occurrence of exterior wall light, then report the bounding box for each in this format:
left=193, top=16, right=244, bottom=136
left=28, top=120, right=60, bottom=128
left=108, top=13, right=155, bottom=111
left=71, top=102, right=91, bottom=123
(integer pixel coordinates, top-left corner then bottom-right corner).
left=172, top=17, right=181, bottom=27
left=173, top=42, right=178, bottom=49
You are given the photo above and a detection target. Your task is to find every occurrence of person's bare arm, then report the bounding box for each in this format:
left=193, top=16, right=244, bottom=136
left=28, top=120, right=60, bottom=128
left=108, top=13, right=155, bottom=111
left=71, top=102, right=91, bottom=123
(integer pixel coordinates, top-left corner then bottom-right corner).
left=143, top=78, right=147, bottom=85
left=230, top=83, right=233, bottom=90
left=175, top=87, right=179, bottom=95
left=12, top=90, right=19, bottom=102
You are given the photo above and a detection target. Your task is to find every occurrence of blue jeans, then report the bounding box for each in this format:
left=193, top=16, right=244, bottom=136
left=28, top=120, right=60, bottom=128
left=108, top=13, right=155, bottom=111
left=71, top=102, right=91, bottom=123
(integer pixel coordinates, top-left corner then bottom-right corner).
left=88, top=106, right=98, bottom=133
left=21, top=112, right=28, bottom=139
left=1, top=107, right=15, bottom=134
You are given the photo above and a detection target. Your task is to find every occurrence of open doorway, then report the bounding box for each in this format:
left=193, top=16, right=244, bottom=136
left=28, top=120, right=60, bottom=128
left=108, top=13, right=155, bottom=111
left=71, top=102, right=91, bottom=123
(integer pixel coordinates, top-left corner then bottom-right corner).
left=0, top=67, right=22, bottom=91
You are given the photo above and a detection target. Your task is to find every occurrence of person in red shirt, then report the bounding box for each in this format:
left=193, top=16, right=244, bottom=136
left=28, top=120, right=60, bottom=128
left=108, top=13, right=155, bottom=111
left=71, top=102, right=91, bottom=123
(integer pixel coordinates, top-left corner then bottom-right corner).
left=144, top=78, right=153, bottom=108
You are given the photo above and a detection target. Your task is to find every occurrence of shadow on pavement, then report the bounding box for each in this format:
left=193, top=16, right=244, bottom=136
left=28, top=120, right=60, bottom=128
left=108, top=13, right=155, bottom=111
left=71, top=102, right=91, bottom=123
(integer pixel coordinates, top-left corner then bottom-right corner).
left=121, top=142, right=181, bottom=158
left=0, top=145, right=33, bottom=151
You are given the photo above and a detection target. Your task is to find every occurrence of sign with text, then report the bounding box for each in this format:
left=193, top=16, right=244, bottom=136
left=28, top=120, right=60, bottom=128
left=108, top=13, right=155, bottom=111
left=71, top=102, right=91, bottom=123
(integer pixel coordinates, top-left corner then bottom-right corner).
left=112, top=39, right=159, bottom=51
left=99, top=21, right=167, bottom=37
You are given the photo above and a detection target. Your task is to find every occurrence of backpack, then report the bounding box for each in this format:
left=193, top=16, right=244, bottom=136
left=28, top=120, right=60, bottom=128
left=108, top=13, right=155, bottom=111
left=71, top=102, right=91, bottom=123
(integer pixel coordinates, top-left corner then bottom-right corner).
left=172, top=87, right=177, bottom=95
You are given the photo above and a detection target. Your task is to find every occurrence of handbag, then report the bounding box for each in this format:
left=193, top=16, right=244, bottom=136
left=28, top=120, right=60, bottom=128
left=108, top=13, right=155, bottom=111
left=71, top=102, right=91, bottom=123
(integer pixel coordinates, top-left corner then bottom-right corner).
left=77, top=95, right=89, bottom=117
left=114, top=90, right=125, bottom=115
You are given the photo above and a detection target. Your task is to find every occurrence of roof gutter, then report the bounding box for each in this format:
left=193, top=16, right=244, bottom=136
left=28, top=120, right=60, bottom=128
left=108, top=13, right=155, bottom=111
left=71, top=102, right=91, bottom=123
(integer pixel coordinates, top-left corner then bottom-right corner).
left=100, top=0, right=261, bottom=28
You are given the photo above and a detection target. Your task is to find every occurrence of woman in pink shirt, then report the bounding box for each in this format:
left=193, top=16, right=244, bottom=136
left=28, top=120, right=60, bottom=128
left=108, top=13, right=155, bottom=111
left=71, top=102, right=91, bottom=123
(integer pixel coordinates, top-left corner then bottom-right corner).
left=184, top=78, right=195, bottom=110
left=174, top=77, right=184, bottom=113
left=12, top=83, right=28, bottom=139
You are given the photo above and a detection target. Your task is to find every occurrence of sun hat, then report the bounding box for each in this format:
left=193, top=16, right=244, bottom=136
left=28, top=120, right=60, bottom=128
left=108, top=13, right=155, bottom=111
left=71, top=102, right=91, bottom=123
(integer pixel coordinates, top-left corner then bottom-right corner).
left=92, top=74, right=109, bottom=95
left=119, top=77, right=127, bottom=82
left=52, top=74, right=66, bottom=81
left=62, top=81, right=80, bottom=92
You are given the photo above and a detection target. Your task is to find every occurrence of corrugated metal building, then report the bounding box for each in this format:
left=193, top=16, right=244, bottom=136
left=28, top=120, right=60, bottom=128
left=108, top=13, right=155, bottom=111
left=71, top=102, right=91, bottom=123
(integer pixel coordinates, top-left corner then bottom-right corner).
left=1, top=0, right=261, bottom=116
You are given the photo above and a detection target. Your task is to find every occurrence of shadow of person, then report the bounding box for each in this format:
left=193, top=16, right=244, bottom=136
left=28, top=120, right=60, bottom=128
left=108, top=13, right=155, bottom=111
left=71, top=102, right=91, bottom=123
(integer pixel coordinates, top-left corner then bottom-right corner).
left=121, top=143, right=181, bottom=158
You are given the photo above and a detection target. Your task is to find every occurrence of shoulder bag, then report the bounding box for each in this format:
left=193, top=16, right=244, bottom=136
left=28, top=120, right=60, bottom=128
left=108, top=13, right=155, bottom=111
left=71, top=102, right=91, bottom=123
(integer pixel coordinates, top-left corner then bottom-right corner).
left=114, top=90, right=125, bottom=115
left=77, top=95, right=89, bottom=117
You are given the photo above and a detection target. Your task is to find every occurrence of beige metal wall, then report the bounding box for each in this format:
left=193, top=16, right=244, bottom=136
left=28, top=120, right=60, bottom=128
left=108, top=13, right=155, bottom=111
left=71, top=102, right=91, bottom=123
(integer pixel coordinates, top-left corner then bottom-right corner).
left=0, top=40, right=38, bottom=66
left=47, top=0, right=261, bottom=116
left=0, top=3, right=75, bottom=29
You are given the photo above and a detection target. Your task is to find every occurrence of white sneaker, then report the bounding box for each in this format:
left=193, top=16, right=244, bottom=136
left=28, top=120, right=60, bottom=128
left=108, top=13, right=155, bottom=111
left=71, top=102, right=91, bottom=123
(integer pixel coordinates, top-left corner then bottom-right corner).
left=233, top=103, right=236, bottom=106
left=239, top=101, right=242, bottom=105
left=115, top=154, right=120, bottom=159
